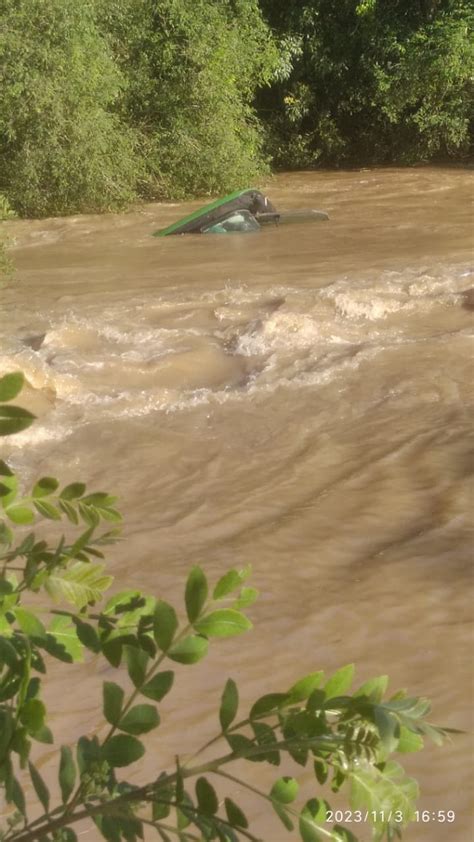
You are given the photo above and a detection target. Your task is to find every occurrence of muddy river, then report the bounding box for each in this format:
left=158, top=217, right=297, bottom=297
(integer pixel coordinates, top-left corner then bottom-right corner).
left=1, top=168, right=473, bottom=840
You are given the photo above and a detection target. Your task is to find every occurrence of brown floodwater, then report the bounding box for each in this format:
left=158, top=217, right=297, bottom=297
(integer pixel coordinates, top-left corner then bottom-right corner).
left=1, top=168, right=473, bottom=841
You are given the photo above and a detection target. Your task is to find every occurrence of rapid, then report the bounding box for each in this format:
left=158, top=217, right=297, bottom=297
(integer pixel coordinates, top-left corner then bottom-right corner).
left=1, top=168, right=473, bottom=840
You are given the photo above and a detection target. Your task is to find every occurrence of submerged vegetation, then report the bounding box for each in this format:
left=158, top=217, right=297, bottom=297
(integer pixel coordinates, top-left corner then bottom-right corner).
left=0, top=372, right=459, bottom=841
left=0, top=0, right=471, bottom=217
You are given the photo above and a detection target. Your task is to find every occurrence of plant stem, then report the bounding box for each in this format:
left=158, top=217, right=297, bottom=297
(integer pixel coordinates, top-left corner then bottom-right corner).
left=62, top=622, right=194, bottom=819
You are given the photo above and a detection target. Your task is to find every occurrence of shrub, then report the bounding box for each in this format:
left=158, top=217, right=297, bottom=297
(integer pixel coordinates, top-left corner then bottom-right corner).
left=0, top=195, right=16, bottom=278
left=0, top=0, right=141, bottom=217
left=0, top=0, right=280, bottom=216
left=96, top=0, right=280, bottom=199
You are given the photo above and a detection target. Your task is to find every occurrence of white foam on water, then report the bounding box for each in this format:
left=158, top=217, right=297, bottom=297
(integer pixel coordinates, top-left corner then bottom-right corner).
left=332, top=291, right=414, bottom=320
left=235, top=312, right=326, bottom=355
left=5, top=423, right=71, bottom=448
left=2, top=261, right=471, bottom=444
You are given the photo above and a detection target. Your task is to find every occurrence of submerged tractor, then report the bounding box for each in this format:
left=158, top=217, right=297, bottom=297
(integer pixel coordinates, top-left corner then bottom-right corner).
left=153, top=188, right=329, bottom=236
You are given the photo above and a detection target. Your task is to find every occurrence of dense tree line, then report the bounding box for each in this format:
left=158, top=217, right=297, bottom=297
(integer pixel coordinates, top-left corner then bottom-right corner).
left=259, top=0, right=473, bottom=168
left=0, top=0, right=472, bottom=217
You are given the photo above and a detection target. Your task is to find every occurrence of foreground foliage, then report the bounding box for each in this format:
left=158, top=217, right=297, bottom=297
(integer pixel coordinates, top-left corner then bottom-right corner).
left=0, top=373, right=456, bottom=841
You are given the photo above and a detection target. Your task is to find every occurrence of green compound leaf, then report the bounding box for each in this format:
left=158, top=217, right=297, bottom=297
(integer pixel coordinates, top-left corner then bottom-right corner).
left=0, top=476, right=17, bottom=511
left=349, top=760, right=418, bottom=836
left=250, top=692, right=288, bottom=719
left=0, top=520, right=13, bottom=546
left=103, top=589, right=143, bottom=615
left=5, top=504, right=35, bottom=525
left=0, top=636, right=18, bottom=665
left=11, top=777, right=26, bottom=816
left=299, top=798, right=328, bottom=842
left=0, top=372, right=24, bottom=402
left=314, top=758, right=329, bottom=785
left=153, top=600, right=178, bottom=651
left=168, top=635, right=208, bottom=665
left=44, top=562, right=113, bottom=609
left=59, top=745, right=76, bottom=804
left=78, top=502, right=100, bottom=527
left=0, top=711, right=14, bottom=757
left=25, top=675, right=41, bottom=699
left=141, top=671, right=174, bottom=702
left=32, top=476, right=59, bottom=499
left=185, top=565, right=208, bottom=623
left=0, top=459, right=14, bottom=476
left=0, top=405, right=35, bottom=436
left=60, top=830, right=78, bottom=842
left=397, top=726, right=424, bottom=753
left=273, top=800, right=294, bottom=832
left=101, top=734, right=145, bottom=768
left=34, top=725, right=53, bottom=744
left=9, top=732, right=30, bottom=769
left=0, top=579, right=14, bottom=599
left=81, top=492, right=117, bottom=506
left=252, top=721, right=280, bottom=765
left=213, top=569, right=242, bottom=600
left=96, top=506, right=121, bottom=523
left=152, top=789, right=171, bottom=821
left=374, top=706, right=400, bottom=753
left=28, top=762, right=50, bottom=812
left=76, top=735, right=100, bottom=775
left=219, top=678, right=239, bottom=732
left=125, top=646, right=149, bottom=688
left=94, top=815, right=120, bottom=842
left=33, top=499, right=61, bottom=520
left=15, top=607, right=46, bottom=639
left=67, top=526, right=95, bottom=560
left=194, top=609, right=252, bottom=638
left=288, top=672, right=324, bottom=704
left=0, top=613, right=14, bottom=639
left=20, top=699, right=46, bottom=734
left=226, top=733, right=255, bottom=757
left=103, top=682, right=124, bottom=726
left=102, top=640, right=123, bottom=668
left=233, top=586, right=259, bottom=609
left=224, top=797, right=248, bottom=829
left=324, top=664, right=355, bottom=699
left=118, top=704, right=159, bottom=735
left=354, top=675, right=389, bottom=703
left=195, top=776, right=218, bottom=815
left=59, top=499, right=79, bottom=524
left=72, top=617, right=101, bottom=653
left=213, top=565, right=251, bottom=599
left=59, top=483, right=86, bottom=500
left=47, top=615, right=84, bottom=662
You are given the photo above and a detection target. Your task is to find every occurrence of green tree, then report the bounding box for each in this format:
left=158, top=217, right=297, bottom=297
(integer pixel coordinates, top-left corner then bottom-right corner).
left=0, top=0, right=140, bottom=217
left=0, top=0, right=280, bottom=216
left=258, top=0, right=473, bottom=167
left=0, top=195, right=16, bottom=278
left=96, top=0, right=280, bottom=199
left=0, top=373, right=458, bottom=842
